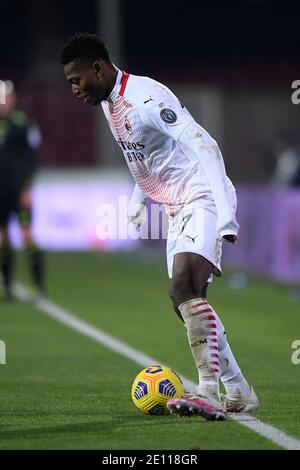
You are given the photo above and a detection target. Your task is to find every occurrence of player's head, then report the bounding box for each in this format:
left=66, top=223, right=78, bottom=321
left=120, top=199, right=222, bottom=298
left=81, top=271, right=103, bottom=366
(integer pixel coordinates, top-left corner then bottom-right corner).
left=60, top=32, right=116, bottom=105
left=0, top=80, right=17, bottom=117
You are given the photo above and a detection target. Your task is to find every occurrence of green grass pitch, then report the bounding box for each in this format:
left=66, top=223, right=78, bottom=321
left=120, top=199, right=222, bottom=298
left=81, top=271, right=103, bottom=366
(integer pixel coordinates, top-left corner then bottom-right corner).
left=0, top=250, right=299, bottom=449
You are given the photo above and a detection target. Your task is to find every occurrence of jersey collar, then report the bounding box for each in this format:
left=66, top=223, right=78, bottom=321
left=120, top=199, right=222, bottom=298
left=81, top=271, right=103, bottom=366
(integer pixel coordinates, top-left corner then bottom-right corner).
left=106, top=68, right=129, bottom=102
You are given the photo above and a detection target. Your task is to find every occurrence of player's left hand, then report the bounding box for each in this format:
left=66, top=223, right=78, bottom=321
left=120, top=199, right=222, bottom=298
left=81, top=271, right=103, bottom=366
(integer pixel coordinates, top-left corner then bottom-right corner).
left=223, top=234, right=237, bottom=243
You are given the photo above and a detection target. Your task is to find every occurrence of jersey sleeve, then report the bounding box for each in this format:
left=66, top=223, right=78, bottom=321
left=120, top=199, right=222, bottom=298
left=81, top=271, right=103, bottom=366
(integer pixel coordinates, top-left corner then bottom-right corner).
left=177, top=121, right=239, bottom=238
left=138, top=88, right=194, bottom=141
left=138, top=85, right=239, bottom=239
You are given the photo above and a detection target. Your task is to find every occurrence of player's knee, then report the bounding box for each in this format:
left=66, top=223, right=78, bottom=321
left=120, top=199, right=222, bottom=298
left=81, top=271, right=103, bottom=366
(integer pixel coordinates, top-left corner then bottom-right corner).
left=22, top=227, right=34, bottom=245
left=199, top=282, right=208, bottom=299
left=169, top=272, right=193, bottom=308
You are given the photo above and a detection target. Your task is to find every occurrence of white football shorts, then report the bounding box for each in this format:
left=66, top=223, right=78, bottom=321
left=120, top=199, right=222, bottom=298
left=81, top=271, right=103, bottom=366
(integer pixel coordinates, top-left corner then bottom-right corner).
left=166, top=192, right=237, bottom=282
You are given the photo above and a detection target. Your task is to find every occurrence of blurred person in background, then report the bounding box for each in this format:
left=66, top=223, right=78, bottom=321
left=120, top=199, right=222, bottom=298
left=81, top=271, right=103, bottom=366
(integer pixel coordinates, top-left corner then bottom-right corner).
left=267, top=132, right=300, bottom=301
left=60, top=32, right=259, bottom=421
left=269, top=132, right=300, bottom=187
left=230, top=133, right=300, bottom=293
left=0, top=80, right=44, bottom=301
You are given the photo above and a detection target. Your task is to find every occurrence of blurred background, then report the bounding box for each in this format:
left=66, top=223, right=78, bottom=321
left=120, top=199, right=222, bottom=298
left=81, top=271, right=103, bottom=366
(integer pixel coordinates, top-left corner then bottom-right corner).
left=1, top=0, right=300, bottom=287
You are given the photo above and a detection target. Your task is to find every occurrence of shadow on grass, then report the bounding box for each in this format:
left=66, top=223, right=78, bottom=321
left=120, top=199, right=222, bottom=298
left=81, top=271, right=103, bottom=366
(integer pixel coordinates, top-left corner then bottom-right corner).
left=0, top=412, right=231, bottom=441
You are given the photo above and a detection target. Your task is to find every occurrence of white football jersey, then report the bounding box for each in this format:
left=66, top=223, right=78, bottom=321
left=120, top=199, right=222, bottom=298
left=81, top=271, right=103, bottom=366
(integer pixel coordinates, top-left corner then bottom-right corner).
left=101, top=69, right=236, bottom=220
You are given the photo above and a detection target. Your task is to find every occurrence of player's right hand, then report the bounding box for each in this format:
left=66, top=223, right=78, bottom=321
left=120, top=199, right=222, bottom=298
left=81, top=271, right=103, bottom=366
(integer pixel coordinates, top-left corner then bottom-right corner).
left=127, top=202, right=147, bottom=229
left=223, top=234, right=237, bottom=243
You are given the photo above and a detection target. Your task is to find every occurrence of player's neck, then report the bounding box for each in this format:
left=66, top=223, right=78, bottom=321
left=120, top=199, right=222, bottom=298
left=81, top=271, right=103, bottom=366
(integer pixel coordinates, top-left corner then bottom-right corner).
left=103, top=65, right=118, bottom=101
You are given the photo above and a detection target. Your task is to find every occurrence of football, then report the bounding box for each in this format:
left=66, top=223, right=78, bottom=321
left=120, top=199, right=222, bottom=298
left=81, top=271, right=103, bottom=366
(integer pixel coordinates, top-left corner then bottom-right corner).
left=131, top=365, right=184, bottom=415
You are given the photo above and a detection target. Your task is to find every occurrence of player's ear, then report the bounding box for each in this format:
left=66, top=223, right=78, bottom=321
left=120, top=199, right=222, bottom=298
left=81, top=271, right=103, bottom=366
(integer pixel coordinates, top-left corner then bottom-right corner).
left=93, top=61, right=103, bottom=79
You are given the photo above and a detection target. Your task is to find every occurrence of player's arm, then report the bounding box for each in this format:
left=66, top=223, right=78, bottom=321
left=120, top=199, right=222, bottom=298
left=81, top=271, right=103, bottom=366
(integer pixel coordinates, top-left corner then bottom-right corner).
left=178, top=122, right=239, bottom=242
left=127, top=184, right=147, bottom=229
left=138, top=91, right=238, bottom=241
left=20, top=121, right=42, bottom=208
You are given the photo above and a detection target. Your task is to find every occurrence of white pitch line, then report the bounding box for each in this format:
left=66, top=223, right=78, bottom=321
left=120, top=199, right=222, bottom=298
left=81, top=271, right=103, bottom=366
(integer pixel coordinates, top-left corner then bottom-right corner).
left=14, top=282, right=300, bottom=450
left=229, top=414, right=300, bottom=450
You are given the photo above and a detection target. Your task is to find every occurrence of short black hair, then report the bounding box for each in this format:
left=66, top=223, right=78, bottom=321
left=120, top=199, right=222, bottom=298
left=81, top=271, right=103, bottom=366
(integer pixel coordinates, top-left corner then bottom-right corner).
left=60, top=32, right=110, bottom=65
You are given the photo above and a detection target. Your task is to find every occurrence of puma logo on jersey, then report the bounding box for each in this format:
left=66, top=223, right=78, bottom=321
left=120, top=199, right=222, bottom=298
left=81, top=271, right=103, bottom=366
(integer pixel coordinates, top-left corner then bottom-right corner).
left=144, top=96, right=154, bottom=104
left=186, top=235, right=198, bottom=243
left=178, top=213, right=193, bottom=235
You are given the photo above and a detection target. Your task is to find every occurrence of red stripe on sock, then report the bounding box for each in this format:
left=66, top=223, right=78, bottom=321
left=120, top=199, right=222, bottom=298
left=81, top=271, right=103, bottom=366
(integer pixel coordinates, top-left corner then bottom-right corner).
left=199, top=315, right=216, bottom=321
left=191, top=310, right=214, bottom=318
left=198, top=308, right=213, bottom=314
left=190, top=301, right=208, bottom=308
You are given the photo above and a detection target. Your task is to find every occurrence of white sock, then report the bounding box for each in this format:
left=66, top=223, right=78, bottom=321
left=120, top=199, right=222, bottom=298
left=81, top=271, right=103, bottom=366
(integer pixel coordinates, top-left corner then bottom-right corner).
left=178, top=298, right=220, bottom=399
left=212, top=307, right=251, bottom=397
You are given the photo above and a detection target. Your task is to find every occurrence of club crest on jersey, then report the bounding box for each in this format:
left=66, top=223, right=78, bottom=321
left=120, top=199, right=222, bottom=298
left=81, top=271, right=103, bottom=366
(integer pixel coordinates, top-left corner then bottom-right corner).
left=125, top=116, right=132, bottom=135
left=160, top=108, right=177, bottom=124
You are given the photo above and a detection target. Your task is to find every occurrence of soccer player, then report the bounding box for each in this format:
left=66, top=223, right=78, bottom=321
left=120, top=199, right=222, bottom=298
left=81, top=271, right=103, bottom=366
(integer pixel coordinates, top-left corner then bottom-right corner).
left=60, top=33, right=259, bottom=420
left=0, top=81, right=44, bottom=301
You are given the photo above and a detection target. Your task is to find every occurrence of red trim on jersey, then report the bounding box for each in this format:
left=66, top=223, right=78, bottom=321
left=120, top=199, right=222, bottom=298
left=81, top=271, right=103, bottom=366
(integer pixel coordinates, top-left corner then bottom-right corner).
left=119, top=71, right=130, bottom=96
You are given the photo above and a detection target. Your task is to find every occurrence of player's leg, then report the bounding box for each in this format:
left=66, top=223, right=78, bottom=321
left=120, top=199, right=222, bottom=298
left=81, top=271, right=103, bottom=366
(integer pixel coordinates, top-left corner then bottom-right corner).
left=165, top=205, right=224, bottom=418
left=0, top=225, right=14, bottom=301
left=166, top=200, right=258, bottom=417
left=18, top=193, right=45, bottom=295
left=0, top=194, right=15, bottom=300
left=170, top=252, right=222, bottom=400
left=167, top=251, right=225, bottom=420
left=168, top=251, right=258, bottom=415
left=199, top=283, right=259, bottom=413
